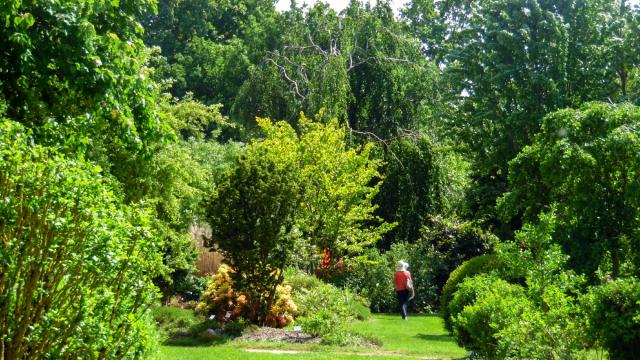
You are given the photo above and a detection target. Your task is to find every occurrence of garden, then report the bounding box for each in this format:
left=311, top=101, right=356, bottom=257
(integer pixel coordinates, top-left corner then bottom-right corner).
left=2, top=0, right=640, bottom=359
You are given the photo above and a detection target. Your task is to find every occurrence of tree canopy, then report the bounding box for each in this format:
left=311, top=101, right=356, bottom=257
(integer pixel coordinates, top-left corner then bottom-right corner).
left=4, top=0, right=640, bottom=356
left=499, top=102, right=640, bottom=277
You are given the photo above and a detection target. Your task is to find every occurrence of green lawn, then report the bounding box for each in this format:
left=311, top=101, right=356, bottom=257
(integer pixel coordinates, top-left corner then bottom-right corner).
left=156, top=314, right=467, bottom=359
left=349, top=314, right=467, bottom=358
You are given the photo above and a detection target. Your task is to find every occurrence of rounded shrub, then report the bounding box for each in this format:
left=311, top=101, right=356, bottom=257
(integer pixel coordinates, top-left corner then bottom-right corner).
left=285, top=270, right=371, bottom=321
left=582, top=277, right=640, bottom=360
left=449, top=274, right=531, bottom=359
left=0, top=120, right=163, bottom=358
left=419, top=216, right=497, bottom=292
left=441, top=254, right=502, bottom=330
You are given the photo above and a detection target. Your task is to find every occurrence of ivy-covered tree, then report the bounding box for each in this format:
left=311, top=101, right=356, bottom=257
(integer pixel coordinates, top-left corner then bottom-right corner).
left=375, top=137, right=443, bottom=247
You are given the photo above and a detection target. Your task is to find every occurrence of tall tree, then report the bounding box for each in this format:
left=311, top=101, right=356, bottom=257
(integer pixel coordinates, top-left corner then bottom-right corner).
left=405, top=0, right=639, bottom=234
left=0, top=0, right=165, bottom=163
left=233, top=1, right=441, bottom=139
left=141, top=0, right=282, bottom=108
left=499, top=102, right=640, bottom=277
left=375, top=137, right=444, bottom=247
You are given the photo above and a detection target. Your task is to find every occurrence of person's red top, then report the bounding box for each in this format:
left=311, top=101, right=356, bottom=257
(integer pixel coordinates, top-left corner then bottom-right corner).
left=394, top=271, right=412, bottom=291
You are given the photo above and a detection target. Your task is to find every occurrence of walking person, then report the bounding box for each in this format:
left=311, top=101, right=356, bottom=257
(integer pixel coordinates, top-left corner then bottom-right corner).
left=394, top=260, right=414, bottom=320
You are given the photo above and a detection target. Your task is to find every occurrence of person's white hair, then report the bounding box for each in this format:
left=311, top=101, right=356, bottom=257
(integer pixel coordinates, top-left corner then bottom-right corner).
left=396, top=260, right=409, bottom=271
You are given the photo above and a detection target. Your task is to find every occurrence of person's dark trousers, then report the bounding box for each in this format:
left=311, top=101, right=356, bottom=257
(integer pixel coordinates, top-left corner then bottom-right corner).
left=396, top=290, right=410, bottom=319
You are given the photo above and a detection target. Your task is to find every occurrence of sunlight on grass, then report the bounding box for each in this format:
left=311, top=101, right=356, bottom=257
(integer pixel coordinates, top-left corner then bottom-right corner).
left=157, top=314, right=466, bottom=359
left=349, top=314, right=466, bottom=358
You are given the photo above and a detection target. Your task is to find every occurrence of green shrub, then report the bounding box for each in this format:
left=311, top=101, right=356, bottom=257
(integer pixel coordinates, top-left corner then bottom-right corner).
left=449, top=215, right=590, bottom=358
left=350, top=301, right=373, bottom=322
left=450, top=273, right=588, bottom=359
left=286, top=271, right=370, bottom=320
left=419, top=216, right=497, bottom=292
left=582, top=277, right=640, bottom=360
left=224, top=319, right=248, bottom=337
left=297, top=309, right=345, bottom=338
left=341, top=248, right=397, bottom=313
left=449, top=274, right=531, bottom=359
left=285, top=268, right=326, bottom=293
left=0, top=120, right=162, bottom=358
left=172, top=274, right=208, bottom=302
left=152, top=306, right=218, bottom=338
left=495, top=285, right=587, bottom=359
left=441, top=254, right=502, bottom=330
left=285, top=270, right=371, bottom=344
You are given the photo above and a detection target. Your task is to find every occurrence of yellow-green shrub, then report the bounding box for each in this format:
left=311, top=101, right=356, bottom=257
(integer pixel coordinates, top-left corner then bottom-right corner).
left=0, top=120, right=163, bottom=358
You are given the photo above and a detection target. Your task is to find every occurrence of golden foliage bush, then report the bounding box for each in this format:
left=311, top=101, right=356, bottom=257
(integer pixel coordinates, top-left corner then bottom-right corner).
left=196, top=265, right=297, bottom=327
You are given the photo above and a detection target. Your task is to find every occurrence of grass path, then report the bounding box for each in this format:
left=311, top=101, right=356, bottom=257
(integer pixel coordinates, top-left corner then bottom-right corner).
left=157, top=314, right=467, bottom=359
left=349, top=314, right=466, bottom=358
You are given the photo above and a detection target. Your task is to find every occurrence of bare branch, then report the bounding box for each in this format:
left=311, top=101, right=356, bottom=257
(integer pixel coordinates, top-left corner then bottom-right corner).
left=265, top=56, right=306, bottom=100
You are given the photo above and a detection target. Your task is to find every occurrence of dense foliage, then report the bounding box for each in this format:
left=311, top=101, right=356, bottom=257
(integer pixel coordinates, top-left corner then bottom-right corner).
left=375, top=138, right=443, bottom=247
left=205, top=115, right=390, bottom=324
left=137, top=97, right=231, bottom=301
left=0, top=121, right=162, bottom=358
left=419, top=0, right=640, bottom=233
left=499, top=102, right=640, bottom=277
left=440, top=254, right=503, bottom=331
left=285, top=270, right=370, bottom=345
left=4, top=0, right=640, bottom=356
left=448, top=213, right=588, bottom=359
left=582, top=277, right=640, bottom=360
left=1, top=0, right=165, bottom=164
